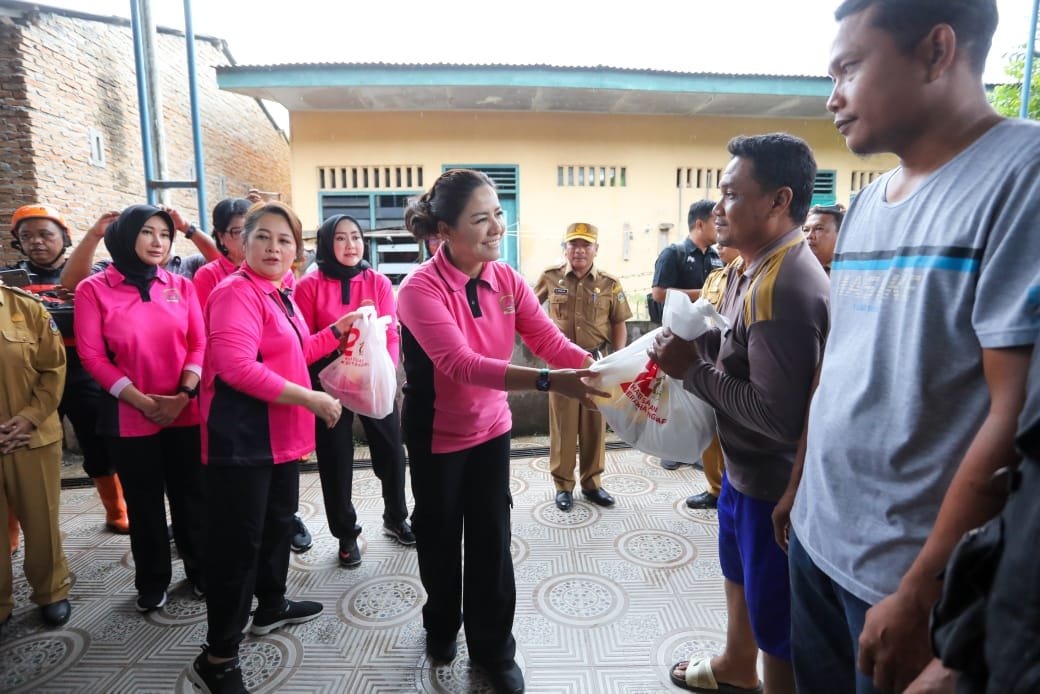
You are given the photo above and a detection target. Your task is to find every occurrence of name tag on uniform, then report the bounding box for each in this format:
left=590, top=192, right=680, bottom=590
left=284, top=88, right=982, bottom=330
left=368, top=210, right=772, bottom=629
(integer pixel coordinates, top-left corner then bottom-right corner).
left=711, top=258, right=725, bottom=267
left=553, top=288, right=568, bottom=295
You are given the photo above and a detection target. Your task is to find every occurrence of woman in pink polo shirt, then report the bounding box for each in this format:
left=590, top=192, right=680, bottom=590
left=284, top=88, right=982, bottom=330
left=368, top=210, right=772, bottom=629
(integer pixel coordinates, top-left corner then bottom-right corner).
left=189, top=201, right=358, bottom=692
left=398, top=169, right=607, bottom=694
left=196, top=198, right=314, bottom=555
left=74, top=204, right=207, bottom=613
left=295, top=215, right=413, bottom=568
left=192, top=197, right=249, bottom=308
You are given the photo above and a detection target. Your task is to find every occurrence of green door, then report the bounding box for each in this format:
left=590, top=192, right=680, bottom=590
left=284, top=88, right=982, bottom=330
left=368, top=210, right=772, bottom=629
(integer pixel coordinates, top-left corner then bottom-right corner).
left=443, top=164, right=519, bottom=269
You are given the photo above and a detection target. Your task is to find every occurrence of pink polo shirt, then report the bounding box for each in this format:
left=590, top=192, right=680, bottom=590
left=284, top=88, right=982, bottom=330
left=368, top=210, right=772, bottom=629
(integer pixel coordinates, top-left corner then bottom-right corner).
left=192, top=254, right=239, bottom=309
left=74, top=265, right=205, bottom=437
left=295, top=268, right=401, bottom=367
left=201, top=264, right=340, bottom=466
left=397, top=250, right=589, bottom=453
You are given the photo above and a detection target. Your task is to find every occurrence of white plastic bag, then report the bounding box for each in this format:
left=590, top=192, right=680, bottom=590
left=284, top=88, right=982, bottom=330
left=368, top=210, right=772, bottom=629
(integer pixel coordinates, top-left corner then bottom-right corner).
left=318, top=305, right=396, bottom=419
left=587, top=291, right=728, bottom=462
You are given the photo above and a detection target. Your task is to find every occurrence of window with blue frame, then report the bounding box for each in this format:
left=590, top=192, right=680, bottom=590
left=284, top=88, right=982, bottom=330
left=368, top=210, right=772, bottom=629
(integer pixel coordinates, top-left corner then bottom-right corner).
left=811, top=170, right=838, bottom=206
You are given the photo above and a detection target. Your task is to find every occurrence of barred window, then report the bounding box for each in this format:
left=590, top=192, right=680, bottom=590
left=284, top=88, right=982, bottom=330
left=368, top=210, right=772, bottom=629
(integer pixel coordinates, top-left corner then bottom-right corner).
left=675, top=167, right=723, bottom=192
left=851, top=170, right=885, bottom=194
left=318, top=165, right=423, bottom=191
left=557, top=165, right=626, bottom=187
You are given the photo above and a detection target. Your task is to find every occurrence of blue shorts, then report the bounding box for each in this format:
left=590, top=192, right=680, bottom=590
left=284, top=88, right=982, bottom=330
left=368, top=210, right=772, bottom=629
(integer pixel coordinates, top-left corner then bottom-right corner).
left=717, top=473, right=792, bottom=660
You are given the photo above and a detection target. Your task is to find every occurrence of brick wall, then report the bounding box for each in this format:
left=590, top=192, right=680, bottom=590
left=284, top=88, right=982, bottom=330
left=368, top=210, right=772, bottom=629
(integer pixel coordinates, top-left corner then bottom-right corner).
left=0, top=7, right=290, bottom=266
left=0, top=17, right=38, bottom=263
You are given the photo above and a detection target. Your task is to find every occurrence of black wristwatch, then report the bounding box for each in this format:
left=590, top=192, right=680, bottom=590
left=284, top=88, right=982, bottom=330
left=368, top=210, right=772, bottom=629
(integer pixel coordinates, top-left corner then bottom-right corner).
left=535, top=368, right=551, bottom=392
left=184, top=223, right=198, bottom=240
left=178, top=384, right=199, bottom=399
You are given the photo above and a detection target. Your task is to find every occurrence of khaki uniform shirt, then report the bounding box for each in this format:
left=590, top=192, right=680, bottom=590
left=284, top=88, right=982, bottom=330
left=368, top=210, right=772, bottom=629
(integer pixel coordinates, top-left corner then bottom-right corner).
left=534, top=263, right=632, bottom=353
left=0, top=285, right=66, bottom=449
left=701, top=257, right=742, bottom=310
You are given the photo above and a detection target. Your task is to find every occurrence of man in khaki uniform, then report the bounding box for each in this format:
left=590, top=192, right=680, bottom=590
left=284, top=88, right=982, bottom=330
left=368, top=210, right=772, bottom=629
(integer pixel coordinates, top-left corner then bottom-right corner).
left=0, top=282, right=71, bottom=630
left=535, top=223, right=631, bottom=511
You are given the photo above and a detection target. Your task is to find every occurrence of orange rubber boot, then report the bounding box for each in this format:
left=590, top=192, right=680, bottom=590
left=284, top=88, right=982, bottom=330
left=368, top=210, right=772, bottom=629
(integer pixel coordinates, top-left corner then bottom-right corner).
left=7, top=508, right=18, bottom=556
left=93, top=474, right=130, bottom=534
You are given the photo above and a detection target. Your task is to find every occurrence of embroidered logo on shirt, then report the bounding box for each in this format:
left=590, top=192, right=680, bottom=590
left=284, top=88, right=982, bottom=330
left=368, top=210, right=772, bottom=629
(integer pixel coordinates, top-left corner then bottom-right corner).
left=163, top=288, right=181, bottom=303
left=499, top=294, right=516, bottom=314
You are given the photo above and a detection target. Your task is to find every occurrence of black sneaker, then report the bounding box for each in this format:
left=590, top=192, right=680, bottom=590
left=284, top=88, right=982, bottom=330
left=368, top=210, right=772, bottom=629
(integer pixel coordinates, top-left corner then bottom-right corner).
left=188, top=646, right=249, bottom=693
left=338, top=539, right=362, bottom=568
left=136, top=590, right=167, bottom=613
left=290, top=514, right=312, bottom=553
left=474, top=658, right=525, bottom=694
left=249, top=599, right=323, bottom=635
left=383, top=521, right=416, bottom=546
left=426, top=632, right=458, bottom=662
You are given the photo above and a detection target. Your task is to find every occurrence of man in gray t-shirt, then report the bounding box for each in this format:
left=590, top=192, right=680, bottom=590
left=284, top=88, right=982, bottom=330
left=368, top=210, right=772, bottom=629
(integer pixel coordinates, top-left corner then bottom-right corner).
left=777, top=2, right=1040, bottom=693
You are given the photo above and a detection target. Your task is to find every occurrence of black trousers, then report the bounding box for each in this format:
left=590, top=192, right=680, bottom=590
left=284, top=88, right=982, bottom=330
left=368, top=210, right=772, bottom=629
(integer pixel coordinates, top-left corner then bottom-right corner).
left=106, top=426, right=205, bottom=595
left=204, top=461, right=298, bottom=659
left=60, top=360, right=113, bottom=479
left=405, top=431, right=516, bottom=667
left=315, top=402, right=408, bottom=541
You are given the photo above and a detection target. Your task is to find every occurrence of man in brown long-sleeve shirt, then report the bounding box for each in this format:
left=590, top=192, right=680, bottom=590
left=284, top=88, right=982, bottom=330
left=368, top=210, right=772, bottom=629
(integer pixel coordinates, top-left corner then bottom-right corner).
left=651, top=133, right=829, bottom=694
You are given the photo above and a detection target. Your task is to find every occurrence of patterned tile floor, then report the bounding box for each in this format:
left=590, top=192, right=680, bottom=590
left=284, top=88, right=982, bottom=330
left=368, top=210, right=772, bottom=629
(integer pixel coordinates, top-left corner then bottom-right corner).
left=2, top=442, right=726, bottom=693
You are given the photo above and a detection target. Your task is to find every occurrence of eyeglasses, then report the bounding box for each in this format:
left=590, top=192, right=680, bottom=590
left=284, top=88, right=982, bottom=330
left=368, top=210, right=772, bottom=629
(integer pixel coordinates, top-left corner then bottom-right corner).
left=222, top=228, right=245, bottom=239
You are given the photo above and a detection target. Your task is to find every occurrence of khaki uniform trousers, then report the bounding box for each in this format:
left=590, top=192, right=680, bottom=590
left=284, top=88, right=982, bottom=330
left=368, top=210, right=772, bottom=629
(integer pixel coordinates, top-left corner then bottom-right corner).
left=0, top=441, right=70, bottom=619
left=702, top=435, right=724, bottom=498
left=548, top=391, right=605, bottom=493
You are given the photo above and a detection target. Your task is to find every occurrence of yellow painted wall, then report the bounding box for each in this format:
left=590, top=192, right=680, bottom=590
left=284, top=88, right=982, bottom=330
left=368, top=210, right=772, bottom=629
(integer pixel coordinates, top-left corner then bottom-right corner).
left=290, top=110, right=896, bottom=318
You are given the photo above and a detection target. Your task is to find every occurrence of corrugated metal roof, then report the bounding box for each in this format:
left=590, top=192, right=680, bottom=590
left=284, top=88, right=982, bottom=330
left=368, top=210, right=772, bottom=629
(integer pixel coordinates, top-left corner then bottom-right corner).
left=217, top=62, right=834, bottom=118
left=220, top=61, right=827, bottom=81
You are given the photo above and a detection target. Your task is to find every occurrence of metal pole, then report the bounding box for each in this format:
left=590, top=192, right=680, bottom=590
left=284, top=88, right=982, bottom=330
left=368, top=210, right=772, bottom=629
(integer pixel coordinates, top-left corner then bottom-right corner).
left=140, top=0, right=170, bottom=205
left=1022, top=0, right=1039, bottom=119
left=129, top=0, right=156, bottom=205
left=183, top=0, right=208, bottom=230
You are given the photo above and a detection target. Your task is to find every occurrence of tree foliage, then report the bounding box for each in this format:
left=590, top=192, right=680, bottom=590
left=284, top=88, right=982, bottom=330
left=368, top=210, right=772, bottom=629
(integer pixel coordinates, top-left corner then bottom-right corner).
left=989, top=45, right=1040, bottom=120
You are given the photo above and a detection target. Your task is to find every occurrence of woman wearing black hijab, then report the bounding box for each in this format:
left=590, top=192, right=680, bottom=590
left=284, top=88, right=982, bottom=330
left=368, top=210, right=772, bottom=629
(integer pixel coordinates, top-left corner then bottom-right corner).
left=295, top=215, right=412, bottom=568
left=74, top=205, right=208, bottom=613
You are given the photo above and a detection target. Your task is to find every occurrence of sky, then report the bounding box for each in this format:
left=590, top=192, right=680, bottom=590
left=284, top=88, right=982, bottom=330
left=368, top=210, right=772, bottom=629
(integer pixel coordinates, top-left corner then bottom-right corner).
left=42, top=0, right=1037, bottom=83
